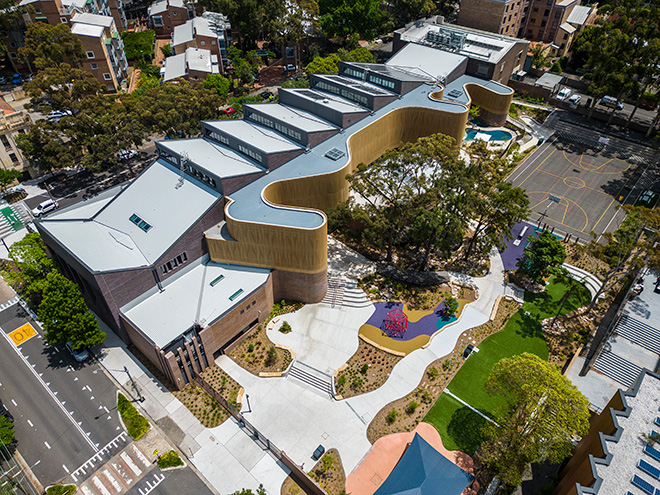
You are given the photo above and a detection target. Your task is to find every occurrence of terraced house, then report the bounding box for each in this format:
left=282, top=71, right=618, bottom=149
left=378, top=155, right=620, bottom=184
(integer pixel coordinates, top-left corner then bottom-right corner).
left=36, top=31, right=526, bottom=388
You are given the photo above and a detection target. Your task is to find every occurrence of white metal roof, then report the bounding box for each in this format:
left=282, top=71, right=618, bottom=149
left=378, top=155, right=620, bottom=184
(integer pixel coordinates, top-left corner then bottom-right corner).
left=71, top=22, right=105, bottom=37
left=163, top=48, right=217, bottom=81
left=121, top=256, right=270, bottom=349
left=535, top=72, right=563, bottom=90
left=172, top=17, right=220, bottom=47
left=204, top=120, right=304, bottom=153
left=186, top=47, right=213, bottom=72
left=72, top=12, right=114, bottom=27
left=37, top=159, right=222, bottom=272
left=559, top=22, right=577, bottom=34
left=163, top=52, right=187, bottom=80
left=386, top=43, right=467, bottom=82
left=567, top=5, right=592, bottom=25
left=283, top=88, right=370, bottom=114
left=158, top=138, right=265, bottom=177
left=244, top=103, right=337, bottom=133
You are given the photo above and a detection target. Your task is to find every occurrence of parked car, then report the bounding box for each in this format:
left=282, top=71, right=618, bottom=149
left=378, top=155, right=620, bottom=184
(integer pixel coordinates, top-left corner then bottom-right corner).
left=66, top=342, right=89, bottom=363
left=556, top=88, right=571, bottom=101
left=312, top=444, right=325, bottom=461
left=117, top=149, right=138, bottom=161
left=462, top=344, right=475, bottom=359
left=0, top=76, right=8, bottom=85
left=23, top=73, right=34, bottom=82
left=568, top=94, right=582, bottom=105
left=223, top=106, right=236, bottom=115
left=32, top=198, right=59, bottom=217
left=640, top=100, right=657, bottom=110
left=600, top=95, right=624, bottom=110
left=47, top=110, right=73, bottom=122
left=11, top=73, right=22, bottom=85
left=285, top=64, right=296, bottom=72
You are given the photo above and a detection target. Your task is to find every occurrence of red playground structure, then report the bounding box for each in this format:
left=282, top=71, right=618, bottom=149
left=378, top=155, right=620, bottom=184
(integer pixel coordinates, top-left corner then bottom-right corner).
left=385, top=308, right=408, bottom=338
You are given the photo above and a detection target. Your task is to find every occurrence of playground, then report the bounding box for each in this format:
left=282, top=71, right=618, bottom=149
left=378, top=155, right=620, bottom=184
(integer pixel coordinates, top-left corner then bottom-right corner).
left=509, top=138, right=633, bottom=242
left=359, top=299, right=468, bottom=355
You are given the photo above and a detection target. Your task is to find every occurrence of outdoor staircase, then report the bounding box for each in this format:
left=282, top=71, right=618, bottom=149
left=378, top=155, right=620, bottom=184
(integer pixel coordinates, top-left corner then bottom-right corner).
left=287, top=361, right=334, bottom=397
left=322, top=276, right=346, bottom=307
left=614, top=314, right=660, bottom=355
left=340, top=279, right=372, bottom=308
left=592, top=347, right=644, bottom=389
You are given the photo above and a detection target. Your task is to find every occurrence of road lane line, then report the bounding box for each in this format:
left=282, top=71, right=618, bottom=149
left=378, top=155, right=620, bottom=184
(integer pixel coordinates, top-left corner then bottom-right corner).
left=11, top=399, right=16, bottom=406
left=63, top=464, right=69, bottom=473
left=44, top=441, right=51, bottom=449
left=27, top=420, right=33, bottom=427
left=0, top=328, right=99, bottom=452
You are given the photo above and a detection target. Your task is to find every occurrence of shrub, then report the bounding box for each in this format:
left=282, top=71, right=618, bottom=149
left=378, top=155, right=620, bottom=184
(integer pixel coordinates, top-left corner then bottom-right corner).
left=386, top=409, right=398, bottom=424
left=46, top=486, right=77, bottom=495
left=337, top=375, right=347, bottom=387
left=121, top=30, right=155, bottom=61
left=280, top=321, right=292, bottom=333
left=160, top=43, right=172, bottom=57
left=406, top=401, right=419, bottom=415
left=265, top=346, right=277, bottom=366
left=351, top=377, right=363, bottom=389
left=320, top=454, right=334, bottom=475
left=117, top=393, right=150, bottom=440
left=427, top=367, right=439, bottom=380
left=247, top=343, right=254, bottom=352
left=360, top=363, right=369, bottom=375
left=157, top=450, right=184, bottom=469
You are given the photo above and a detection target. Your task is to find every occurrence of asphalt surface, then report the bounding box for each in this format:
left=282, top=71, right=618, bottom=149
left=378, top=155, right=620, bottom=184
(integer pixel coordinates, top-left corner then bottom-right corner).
left=0, top=303, right=124, bottom=486
left=125, top=466, right=215, bottom=495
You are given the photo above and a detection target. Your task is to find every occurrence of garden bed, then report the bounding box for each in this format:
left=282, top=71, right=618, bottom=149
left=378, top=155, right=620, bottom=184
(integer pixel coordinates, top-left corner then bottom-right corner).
left=173, top=365, right=241, bottom=427
left=226, top=301, right=302, bottom=376
left=335, top=339, right=402, bottom=399
left=117, top=393, right=150, bottom=440
left=281, top=449, right=346, bottom=495
left=366, top=297, right=520, bottom=444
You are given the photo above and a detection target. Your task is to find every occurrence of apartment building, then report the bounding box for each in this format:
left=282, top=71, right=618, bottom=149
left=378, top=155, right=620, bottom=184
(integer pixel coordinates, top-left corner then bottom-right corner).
left=148, top=0, right=193, bottom=38
left=171, top=13, right=230, bottom=69
left=70, top=12, right=128, bottom=91
left=0, top=98, right=33, bottom=178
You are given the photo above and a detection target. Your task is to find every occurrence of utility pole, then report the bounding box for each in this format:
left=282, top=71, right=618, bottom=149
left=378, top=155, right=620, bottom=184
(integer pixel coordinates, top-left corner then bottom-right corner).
left=124, top=366, right=145, bottom=402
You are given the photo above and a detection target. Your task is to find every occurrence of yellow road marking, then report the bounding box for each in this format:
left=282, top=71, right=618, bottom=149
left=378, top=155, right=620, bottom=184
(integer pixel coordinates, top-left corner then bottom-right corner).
left=9, top=323, right=37, bottom=345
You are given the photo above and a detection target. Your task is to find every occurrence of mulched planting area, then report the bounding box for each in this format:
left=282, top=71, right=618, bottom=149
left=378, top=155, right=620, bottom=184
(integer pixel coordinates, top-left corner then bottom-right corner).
left=335, top=339, right=402, bottom=399
left=281, top=449, right=346, bottom=495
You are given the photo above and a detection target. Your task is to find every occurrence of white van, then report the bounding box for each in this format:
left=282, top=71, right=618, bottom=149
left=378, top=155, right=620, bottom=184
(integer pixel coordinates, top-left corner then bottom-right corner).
left=32, top=199, right=59, bottom=217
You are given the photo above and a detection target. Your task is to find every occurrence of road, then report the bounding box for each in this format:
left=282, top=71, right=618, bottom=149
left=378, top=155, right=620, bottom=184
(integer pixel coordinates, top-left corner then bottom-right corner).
left=0, top=302, right=126, bottom=485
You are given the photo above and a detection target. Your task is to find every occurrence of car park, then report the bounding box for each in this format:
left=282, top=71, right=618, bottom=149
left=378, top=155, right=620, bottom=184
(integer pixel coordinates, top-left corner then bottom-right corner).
left=568, top=94, right=581, bottom=104
left=556, top=88, right=571, bottom=100
left=65, top=342, right=89, bottom=362
left=31, top=198, right=59, bottom=217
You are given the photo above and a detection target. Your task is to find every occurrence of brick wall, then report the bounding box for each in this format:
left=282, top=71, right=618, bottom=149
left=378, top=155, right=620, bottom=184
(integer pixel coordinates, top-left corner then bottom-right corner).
left=272, top=267, right=326, bottom=303
left=458, top=0, right=506, bottom=33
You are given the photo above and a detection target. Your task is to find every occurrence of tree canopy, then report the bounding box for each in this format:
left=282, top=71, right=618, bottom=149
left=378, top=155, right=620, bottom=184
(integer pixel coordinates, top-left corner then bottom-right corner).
left=37, top=271, right=106, bottom=350
left=318, top=0, right=383, bottom=40
left=3, top=232, right=55, bottom=303
left=478, top=353, right=590, bottom=487
left=0, top=415, right=14, bottom=447
left=305, top=47, right=374, bottom=74
left=516, top=231, right=566, bottom=283
left=18, top=23, right=85, bottom=70
left=329, top=135, right=527, bottom=270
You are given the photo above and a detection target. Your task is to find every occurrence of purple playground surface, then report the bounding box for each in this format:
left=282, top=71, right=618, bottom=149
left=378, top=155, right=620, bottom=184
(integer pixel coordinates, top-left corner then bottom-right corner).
left=363, top=301, right=457, bottom=341
left=499, top=221, right=537, bottom=271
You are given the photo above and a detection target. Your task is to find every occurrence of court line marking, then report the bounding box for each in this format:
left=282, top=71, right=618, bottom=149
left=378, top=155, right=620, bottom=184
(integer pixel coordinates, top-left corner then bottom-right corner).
left=591, top=162, right=638, bottom=234
left=518, top=148, right=556, bottom=188
left=527, top=191, right=590, bottom=232
left=535, top=169, right=611, bottom=196
left=563, top=150, right=631, bottom=174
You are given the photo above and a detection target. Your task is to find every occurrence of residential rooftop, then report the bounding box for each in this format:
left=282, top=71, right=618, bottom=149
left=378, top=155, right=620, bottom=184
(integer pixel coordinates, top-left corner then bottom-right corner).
left=172, top=17, right=222, bottom=47
left=71, top=22, right=105, bottom=37
left=567, top=5, right=592, bottom=25
left=71, top=12, right=115, bottom=27
left=163, top=48, right=218, bottom=81
left=386, top=43, right=467, bottom=83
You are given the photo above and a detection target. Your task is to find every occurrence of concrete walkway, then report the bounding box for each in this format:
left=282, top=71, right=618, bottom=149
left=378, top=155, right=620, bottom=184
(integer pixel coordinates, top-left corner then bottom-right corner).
left=215, top=249, right=507, bottom=478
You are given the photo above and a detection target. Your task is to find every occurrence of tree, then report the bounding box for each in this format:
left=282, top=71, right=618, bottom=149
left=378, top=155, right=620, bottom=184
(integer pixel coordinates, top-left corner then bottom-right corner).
left=2, top=232, right=55, bottom=303
left=530, top=45, right=548, bottom=69
left=16, top=120, right=78, bottom=173
left=230, top=485, right=266, bottom=495
left=18, top=23, right=85, bottom=70
left=318, top=0, right=383, bottom=40
left=478, top=353, right=590, bottom=487
left=516, top=231, right=566, bottom=283
left=0, top=169, right=21, bottom=192
left=305, top=47, right=375, bottom=75
left=464, top=182, right=529, bottom=261
left=0, top=415, right=14, bottom=447
left=584, top=206, right=660, bottom=311
left=37, top=271, right=106, bottom=350
left=203, top=74, right=231, bottom=99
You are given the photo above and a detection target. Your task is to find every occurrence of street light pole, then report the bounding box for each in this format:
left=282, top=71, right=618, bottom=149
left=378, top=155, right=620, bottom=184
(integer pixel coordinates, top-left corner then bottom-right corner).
left=124, top=366, right=145, bottom=402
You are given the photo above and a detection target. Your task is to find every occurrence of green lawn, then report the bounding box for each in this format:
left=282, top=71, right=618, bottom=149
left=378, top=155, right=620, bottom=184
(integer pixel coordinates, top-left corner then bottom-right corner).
left=424, top=393, right=488, bottom=455
left=423, top=276, right=590, bottom=453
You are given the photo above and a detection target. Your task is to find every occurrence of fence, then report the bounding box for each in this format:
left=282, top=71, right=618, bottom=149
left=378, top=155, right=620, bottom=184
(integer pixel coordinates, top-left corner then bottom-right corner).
left=192, top=372, right=327, bottom=495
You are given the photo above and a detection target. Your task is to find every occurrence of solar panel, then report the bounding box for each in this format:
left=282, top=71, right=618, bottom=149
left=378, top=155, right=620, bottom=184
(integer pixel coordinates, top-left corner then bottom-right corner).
left=645, top=445, right=660, bottom=462
left=640, top=460, right=660, bottom=480
left=632, top=474, right=657, bottom=495
left=325, top=148, right=345, bottom=161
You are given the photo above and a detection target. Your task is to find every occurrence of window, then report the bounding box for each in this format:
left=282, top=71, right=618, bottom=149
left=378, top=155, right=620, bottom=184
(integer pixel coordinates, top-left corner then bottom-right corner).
left=129, top=213, right=152, bottom=232
left=200, top=40, right=205, bottom=46
left=103, top=73, right=112, bottom=80
left=530, top=17, right=536, bottom=23
left=152, top=15, right=164, bottom=26
left=160, top=252, right=187, bottom=274
left=554, top=10, right=560, bottom=17
left=9, top=41, right=15, bottom=48
left=34, top=7, right=41, bottom=14
left=0, top=135, right=10, bottom=148
left=544, top=9, right=550, bottom=16
left=8, top=153, right=18, bottom=163
left=210, top=274, right=224, bottom=286
left=91, top=63, right=98, bottom=70
left=9, top=53, right=17, bottom=59
left=229, top=289, right=244, bottom=301
left=86, top=51, right=95, bottom=58
left=172, top=10, right=177, bottom=15
left=61, top=17, right=67, bottom=23
left=541, top=20, right=547, bottom=27
left=532, top=7, right=538, bottom=12
left=211, top=40, right=216, bottom=45
left=563, top=33, right=568, bottom=40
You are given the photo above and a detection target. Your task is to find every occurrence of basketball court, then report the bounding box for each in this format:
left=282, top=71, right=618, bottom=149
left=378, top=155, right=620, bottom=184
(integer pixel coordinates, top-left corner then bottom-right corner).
left=509, top=135, right=642, bottom=242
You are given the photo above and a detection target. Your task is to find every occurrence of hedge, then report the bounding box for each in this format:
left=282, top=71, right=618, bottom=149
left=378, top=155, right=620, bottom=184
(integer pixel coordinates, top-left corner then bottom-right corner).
left=117, top=393, right=150, bottom=440
left=157, top=450, right=184, bottom=469
left=46, top=485, right=77, bottom=495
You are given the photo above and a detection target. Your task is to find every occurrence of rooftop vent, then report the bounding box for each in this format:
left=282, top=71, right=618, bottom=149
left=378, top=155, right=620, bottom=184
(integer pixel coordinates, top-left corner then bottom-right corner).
left=325, top=148, right=345, bottom=161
